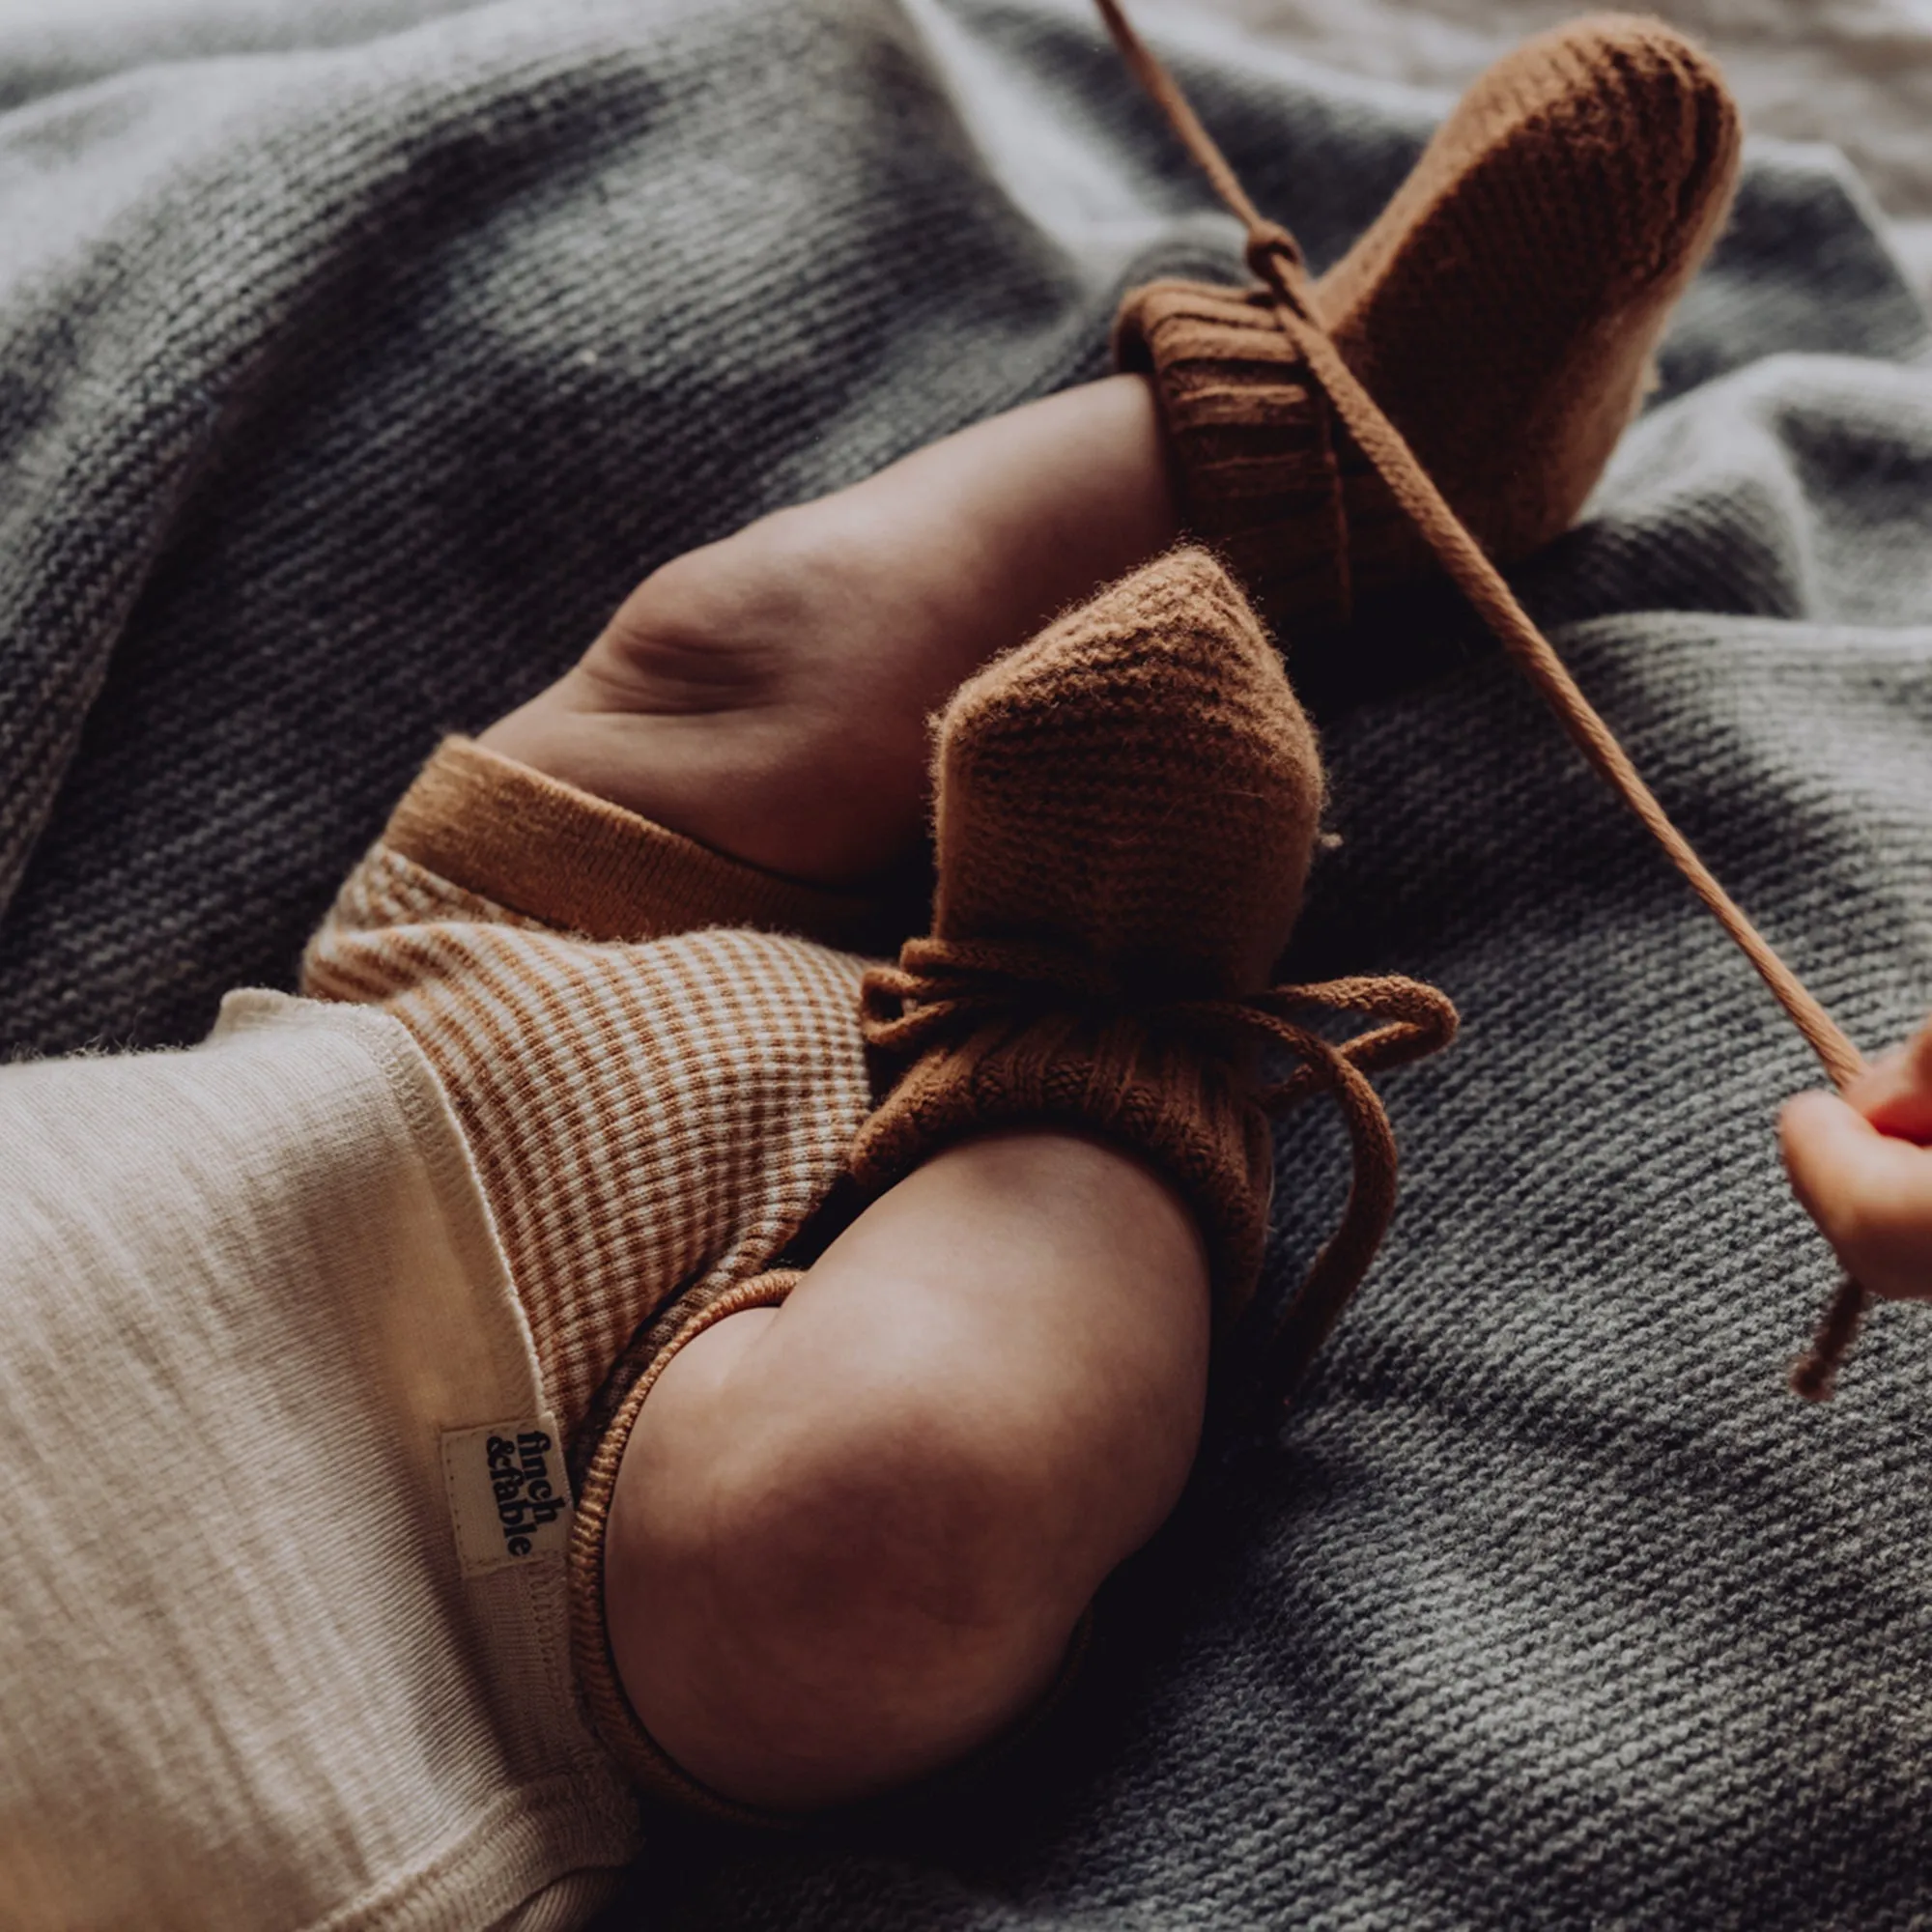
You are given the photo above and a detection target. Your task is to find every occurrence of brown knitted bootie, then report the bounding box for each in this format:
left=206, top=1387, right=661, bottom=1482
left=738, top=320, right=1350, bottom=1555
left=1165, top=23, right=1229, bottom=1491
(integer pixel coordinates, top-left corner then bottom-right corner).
left=850, top=550, right=1454, bottom=1322
left=1115, top=14, right=1742, bottom=638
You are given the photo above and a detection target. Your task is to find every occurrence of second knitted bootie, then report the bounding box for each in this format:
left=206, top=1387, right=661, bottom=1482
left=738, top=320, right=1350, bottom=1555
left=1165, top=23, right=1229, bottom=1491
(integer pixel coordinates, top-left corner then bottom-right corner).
left=1115, top=14, right=1742, bottom=641
left=849, top=549, right=1318, bottom=1310
left=850, top=548, right=1455, bottom=1323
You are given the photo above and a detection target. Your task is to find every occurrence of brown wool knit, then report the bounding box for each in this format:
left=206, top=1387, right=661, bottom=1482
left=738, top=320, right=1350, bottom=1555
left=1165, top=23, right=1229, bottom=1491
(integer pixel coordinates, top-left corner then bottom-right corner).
left=849, top=550, right=1327, bottom=1314
left=1115, top=14, right=1742, bottom=639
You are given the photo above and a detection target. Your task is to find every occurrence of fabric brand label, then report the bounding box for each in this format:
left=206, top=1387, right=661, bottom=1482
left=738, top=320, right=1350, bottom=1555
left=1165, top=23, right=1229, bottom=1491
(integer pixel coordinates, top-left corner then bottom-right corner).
left=440, top=1418, right=574, bottom=1577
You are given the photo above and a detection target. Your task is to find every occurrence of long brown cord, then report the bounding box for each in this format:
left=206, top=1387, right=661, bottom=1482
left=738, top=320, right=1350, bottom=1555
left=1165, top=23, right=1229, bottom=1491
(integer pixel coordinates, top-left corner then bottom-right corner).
left=1093, top=0, right=1872, bottom=1397
left=861, top=937, right=1459, bottom=1389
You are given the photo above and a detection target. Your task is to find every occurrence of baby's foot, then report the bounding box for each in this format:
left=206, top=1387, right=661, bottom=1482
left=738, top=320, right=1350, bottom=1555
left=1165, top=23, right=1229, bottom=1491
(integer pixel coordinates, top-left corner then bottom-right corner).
left=480, top=374, right=1176, bottom=891
left=1318, top=14, right=1741, bottom=576
left=1118, top=14, right=1741, bottom=640
left=852, top=547, right=1326, bottom=1311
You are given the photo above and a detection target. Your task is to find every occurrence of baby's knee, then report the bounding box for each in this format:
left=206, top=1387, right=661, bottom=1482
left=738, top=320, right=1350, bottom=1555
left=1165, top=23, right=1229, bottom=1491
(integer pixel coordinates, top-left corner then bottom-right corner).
left=605, top=1350, right=1081, bottom=1813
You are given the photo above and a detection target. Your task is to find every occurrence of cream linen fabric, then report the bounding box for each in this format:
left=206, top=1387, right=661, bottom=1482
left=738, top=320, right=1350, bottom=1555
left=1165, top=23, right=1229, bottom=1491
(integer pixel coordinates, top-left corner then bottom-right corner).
left=0, top=991, right=639, bottom=1932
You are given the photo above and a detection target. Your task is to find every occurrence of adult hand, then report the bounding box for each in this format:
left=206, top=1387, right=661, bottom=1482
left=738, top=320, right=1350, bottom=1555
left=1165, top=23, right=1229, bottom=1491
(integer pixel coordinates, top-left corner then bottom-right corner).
left=1781, top=1016, right=1932, bottom=1302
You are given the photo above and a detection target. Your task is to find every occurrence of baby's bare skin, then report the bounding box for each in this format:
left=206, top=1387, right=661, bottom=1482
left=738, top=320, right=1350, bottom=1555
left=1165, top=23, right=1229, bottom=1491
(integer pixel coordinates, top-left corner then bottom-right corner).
left=484, top=373, right=1177, bottom=890
left=609, top=1130, right=1210, bottom=1810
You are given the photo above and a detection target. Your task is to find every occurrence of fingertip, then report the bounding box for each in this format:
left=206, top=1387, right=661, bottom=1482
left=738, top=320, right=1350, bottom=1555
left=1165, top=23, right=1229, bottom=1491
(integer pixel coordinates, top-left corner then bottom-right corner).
left=1778, top=1087, right=1858, bottom=1154
left=1778, top=1088, right=1873, bottom=1223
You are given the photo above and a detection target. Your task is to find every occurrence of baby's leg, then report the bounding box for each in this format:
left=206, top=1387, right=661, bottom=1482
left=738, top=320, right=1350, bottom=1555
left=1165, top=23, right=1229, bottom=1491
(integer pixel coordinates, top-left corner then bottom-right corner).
left=485, top=374, right=1177, bottom=890
left=490, top=20, right=1738, bottom=898
left=605, top=1129, right=1209, bottom=1813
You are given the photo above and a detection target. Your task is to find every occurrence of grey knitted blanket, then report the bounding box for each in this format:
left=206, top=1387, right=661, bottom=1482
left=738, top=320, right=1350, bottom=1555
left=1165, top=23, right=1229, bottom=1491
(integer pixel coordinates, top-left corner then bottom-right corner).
left=4, top=0, right=1930, bottom=1924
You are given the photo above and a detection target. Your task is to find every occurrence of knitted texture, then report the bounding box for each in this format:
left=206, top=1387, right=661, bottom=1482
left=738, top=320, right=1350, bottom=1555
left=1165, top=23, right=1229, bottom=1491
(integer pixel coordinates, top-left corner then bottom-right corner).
left=850, top=551, right=1323, bottom=1310
left=568, top=1269, right=805, bottom=1826
left=1113, top=281, right=1350, bottom=631
left=1117, top=14, right=1742, bottom=640
left=0, top=0, right=1907, bottom=1063
left=8, top=1, right=1932, bottom=1924
left=302, top=741, right=873, bottom=1439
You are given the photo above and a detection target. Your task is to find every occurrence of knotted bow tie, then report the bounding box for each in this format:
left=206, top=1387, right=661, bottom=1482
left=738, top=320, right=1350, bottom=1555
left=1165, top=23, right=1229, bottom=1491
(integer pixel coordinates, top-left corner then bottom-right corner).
left=862, top=935, right=1459, bottom=1394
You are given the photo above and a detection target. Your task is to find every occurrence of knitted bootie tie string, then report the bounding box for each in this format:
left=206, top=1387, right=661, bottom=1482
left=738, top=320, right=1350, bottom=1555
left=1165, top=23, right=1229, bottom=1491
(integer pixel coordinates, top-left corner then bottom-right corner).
left=1094, top=0, right=1873, bottom=1399
left=1194, top=975, right=1459, bottom=1387
left=861, top=937, right=1458, bottom=1395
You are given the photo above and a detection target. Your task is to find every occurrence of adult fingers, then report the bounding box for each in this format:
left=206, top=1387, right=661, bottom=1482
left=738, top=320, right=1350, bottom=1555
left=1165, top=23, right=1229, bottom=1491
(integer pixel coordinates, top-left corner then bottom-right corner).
left=1780, top=1089, right=1932, bottom=1301
left=1843, top=1012, right=1932, bottom=1143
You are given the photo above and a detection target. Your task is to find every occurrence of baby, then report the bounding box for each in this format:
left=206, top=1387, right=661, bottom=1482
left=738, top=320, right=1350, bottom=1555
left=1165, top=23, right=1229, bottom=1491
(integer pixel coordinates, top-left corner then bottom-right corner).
left=9, top=12, right=1913, bottom=1926
left=301, top=12, right=1749, bottom=1822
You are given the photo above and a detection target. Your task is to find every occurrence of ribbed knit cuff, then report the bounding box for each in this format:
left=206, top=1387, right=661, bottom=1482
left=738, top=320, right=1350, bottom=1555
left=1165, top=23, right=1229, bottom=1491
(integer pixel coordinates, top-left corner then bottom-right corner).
left=1114, top=279, right=1351, bottom=638
left=567, top=1270, right=805, bottom=1830
left=384, top=738, right=889, bottom=952
left=848, top=1009, right=1274, bottom=1319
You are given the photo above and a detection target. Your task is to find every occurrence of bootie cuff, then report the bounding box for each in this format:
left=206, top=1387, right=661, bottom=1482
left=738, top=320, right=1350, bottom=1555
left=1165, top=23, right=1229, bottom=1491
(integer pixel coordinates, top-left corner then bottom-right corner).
left=849, top=991, right=1273, bottom=1319
left=1114, top=279, right=1350, bottom=637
